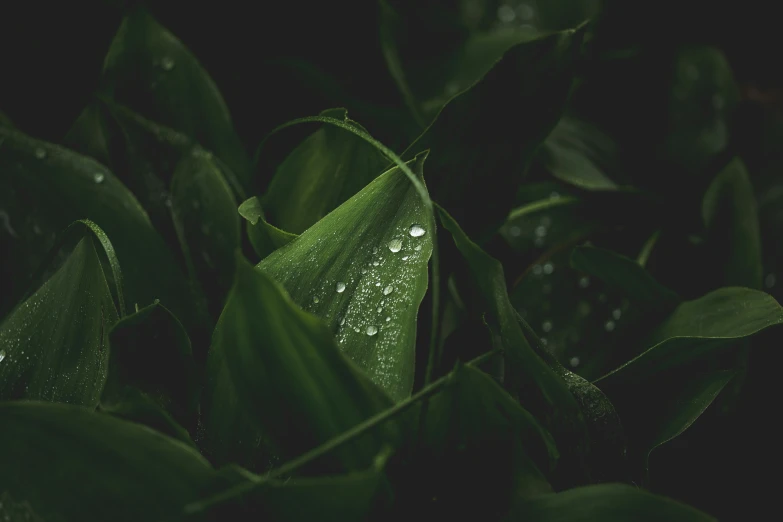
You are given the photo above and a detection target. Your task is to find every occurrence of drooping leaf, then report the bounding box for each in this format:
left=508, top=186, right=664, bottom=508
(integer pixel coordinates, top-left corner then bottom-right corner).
left=403, top=27, right=585, bottom=238
left=238, top=196, right=298, bottom=260
left=102, top=302, right=197, bottom=434
left=596, top=287, right=783, bottom=385
left=99, top=6, right=251, bottom=186
left=202, top=254, right=399, bottom=471
left=261, top=108, right=388, bottom=234
left=0, top=233, right=117, bottom=406
left=0, top=402, right=233, bottom=522
left=0, top=126, right=198, bottom=335
left=504, top=483, right=715, bottom=521
left=256, top=152, right=433, bottom=401
left=702, top=157, right=762, bottom=289
left=571, top=245, right=681, bottom=315
left=170, top=149, right=241, bottom=318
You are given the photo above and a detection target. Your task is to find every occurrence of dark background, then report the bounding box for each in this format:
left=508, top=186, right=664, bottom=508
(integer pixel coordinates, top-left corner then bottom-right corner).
left=2, top=1, right=781, bottom=519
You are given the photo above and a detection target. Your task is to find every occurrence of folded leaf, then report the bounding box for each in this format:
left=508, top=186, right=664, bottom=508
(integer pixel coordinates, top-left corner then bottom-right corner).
left=0, top=232, right=117, bottom=406
left=238, top=196, right=298, bottom=260
left=0, top=402, right=232, bottom=522
left=257, top=153, right=433, bottom=401
left=202, top=254, right=398, bottom=471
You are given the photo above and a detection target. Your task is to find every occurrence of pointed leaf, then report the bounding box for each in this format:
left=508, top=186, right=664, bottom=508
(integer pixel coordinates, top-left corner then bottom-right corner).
left=203, top=254, right=398, bottom=471
left=262, top=108, right=388, bottom=234
left=0, top=234, right=117, bottom=406
left=0, top=402, right=232, bottom=522
left=238, top=196, right=298, bottom=260
left=100, top=6, right=251, bottom=185
left=504, top=484, right=715, bottom=521
left=256, top=153, right=433, bottom=401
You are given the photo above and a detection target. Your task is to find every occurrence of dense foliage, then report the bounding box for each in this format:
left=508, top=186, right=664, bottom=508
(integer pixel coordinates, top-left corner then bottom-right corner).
left=2, top=1, right=781, bottom=520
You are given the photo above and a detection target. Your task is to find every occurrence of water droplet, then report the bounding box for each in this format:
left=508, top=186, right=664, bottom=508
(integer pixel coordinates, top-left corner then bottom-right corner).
left=535, top=225, right=547, bottom=237
left=402, top=255, right=410, bottom=261
left=354, top=327, right=360, bottom=333
left=336, top=282, right=346, bottom=293
left=388, top=239, right=403, bottom=252
left=383, top=285, right=394, bottom=295
left=161, top=56, right=175, bottom=71
left=569, top=356, right=580, bottom=367
left=612, top=308, right=622, bottom=320
left=540, top=337, right=548, bottom=346
left=497, top=4, right=516, bottom=23
left=578, top=276, right=590, bottom=288
left=509, top=225, right=521, bottom=237
left=385, top=316, right=391, bottom=322
left=313, top=296, right=320, bottom=304
left=361, top=267, right=368, bottom=274
left=604, top=320, right=616, bottom=332
left=542, top=320, right=552, bottom=333
left=93, top=172, right=105, bottom=184
left=0, top=350, right=5, bottom=363
left=373, top=260, right=380, bottom=266
left=543, top=262, right=554, bottom=275
left=409, top=224, right=426, bottom=237
left=339, top=316, right=345, bottom=326
left=377, top=307, right=383, bottom=313
left=415, top=244, right=422, bottom=251
left=34, top=147, right=47, bottom=159
left=765, top=273, right=776, bottom=289
left=366, top=325, right=378, bottom=336
left=375, top=282, right=381, bottom=287
left=532, top=264, right=543, bottom=276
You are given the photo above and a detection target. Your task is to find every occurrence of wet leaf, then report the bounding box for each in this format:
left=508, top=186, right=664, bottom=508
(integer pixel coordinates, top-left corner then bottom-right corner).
left=257, top=152, right=433, bottom=401
left=238, top=196, right=298, bottom=260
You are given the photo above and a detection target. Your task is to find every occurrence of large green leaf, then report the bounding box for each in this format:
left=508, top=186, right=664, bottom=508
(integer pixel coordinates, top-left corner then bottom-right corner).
left=403, top=27, right=585, bottom=238
left=504, top=483, right=715, bottom=521
left=102, top=302, right=197, bottom=438
left=99, top=6, right=251, bottom=186
left=203, top=254, right=399, bottom=471
left=596, top=287, right=783, bottom=385
left=0, top=126, right=197, bottom=333
left=0, top=401, right=232, bottom=522
left=237, top=196, right=298, bottom=260
left=261, top=108, right=388, bottom=234
left=0, top=232, right=117, bottom=406
left=257, top=152, right=433, bottom=401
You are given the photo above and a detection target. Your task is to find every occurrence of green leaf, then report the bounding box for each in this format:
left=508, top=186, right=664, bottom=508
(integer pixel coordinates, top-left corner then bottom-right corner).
left=596, top=287, right=783, bottom=385
left=256, top=152, right=433, bottom=401
left=170, top=149, right=241, bottom=317
left=403, top=27, right=585, bottom=238
left=100, top=6, right=251, bottom=186
left=0, top=233, right=117, bottom=406
left=238, top=196, right=298, bottom=260
left=261, top=108, right=388, bottom=234
left=0, top=401, right=232, bottom=522
left=570, top=245, right=681, bottom=315
left=702, top=157, right=763, bottom=289
left=202, top=254, right=398, bottom=471
left=541, top=116, right=619, bottom=190
left=0, top=126, right=198, bottom=335
left=103, top=302, right=197, bottom=433
left=504, top=483, right=715, bottom=521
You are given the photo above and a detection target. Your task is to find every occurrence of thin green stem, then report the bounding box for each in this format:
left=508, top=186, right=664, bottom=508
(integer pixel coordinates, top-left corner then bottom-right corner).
left=506, top=196, right=580, bottom=222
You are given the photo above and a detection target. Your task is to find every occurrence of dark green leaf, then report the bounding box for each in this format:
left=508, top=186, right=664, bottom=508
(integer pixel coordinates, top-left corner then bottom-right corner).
left=504, top=483, right=715, bottom=521
left=404, top=27, right=585, bottom=238
left=257, top=153, right=433, bottom=401
left=0, top=402, right=232, bottom=522
left=100, top=6, right=251, bottom=186
left=238, top=196, right=298, bottom=260
left=0, top=234, right=117, bottom=406
left=571, top=245, right=681, bottom=314
left=261, top=108, right=388, bottom=234
left=202, top=254, right=398, bottom=471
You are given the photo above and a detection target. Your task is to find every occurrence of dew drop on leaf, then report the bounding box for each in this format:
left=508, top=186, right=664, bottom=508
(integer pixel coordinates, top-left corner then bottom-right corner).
left=366, top=325, right=378, bottom=336
left=612, top=308, right=622, bottom=320
left=335, top=282, right=346, bottom=293
left=409, top=224, right=426, bottom=237
left=385, top=316, right=391, bottom=322
left=543, top=262, right=554, bottom=275
left=313, top=296, right=320, bottom=304
left=34, top=147, right=46, bottom=159
left=383, top=285, right=394, bottom=296
left=388, top=239, right=403, bottom=253
left=93, top=172, right=105, bottom=184
left=542, top=320, right=552, bottom=333
left=0, top=350, right=5, bottom=363
left=415, top=244, right=422, bottom=251
left=569, top=356, right=580, bottom=367
left=339, top=316, right=345, bottom=326
left=161, top=56, right=175, bottom=71
left=605, top=320, right=616, bottom=332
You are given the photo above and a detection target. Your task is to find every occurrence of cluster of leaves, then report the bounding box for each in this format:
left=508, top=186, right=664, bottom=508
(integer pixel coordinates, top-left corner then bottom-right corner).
left=1, top=1, right=779, bottom=521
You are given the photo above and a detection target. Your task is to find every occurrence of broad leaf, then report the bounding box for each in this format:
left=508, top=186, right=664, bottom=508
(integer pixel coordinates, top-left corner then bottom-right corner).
left=0, top=233, right=117, bottom=406
left=257, top=152, right=433, bottom=401
left=238, top=196, right=298, bottom=260
left=0, top=402, right=232, bottom=522
left=571, top=245, right=681, bottom=315
left=504, top=483, right=715, bottom=521
left=261, top=108, right=388, bottom=234
left=0, top=127, right=198, bottom=334
left=203, top=254, right=398, bottom=471
left=403, top=27, right=585, bottom=238
left=100, top=6, right=251, bottom=185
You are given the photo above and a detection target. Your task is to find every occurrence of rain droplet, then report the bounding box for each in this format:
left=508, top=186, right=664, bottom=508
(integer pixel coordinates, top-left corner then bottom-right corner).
left=93, top=172, right=105, bottom=184
left=542, top=320, right=552, bottom=333
left=313, top=296, right=320, bottom=304
left=605, top=320, right=616, bottom=332
left=415, top=244, right=422, bottom=251
left=361, top=267, right=368, bottom=274
left=543, top=262, right=554, bottom=275
left=569, top=356, right=580, bottom=367
left=388, top=239, right=403, bottom=252
left=385, top=316, right=391, bottom=322
left=0, top=350, right=5, bottom=363
left=535, top=225, right=547, bottom=237
left=161, top=56, right=175, bottom=71
left=354, top=327, right=360, bottom=333
left=612, top=308, right=622, bottom=320
left=34, top=147, right=47, bottom=159
left=383, top=285, right=394, bottom=295
left=339, top=316, right=345, bottom=326
left=373, top=260, right=380, bottom=266
left=409, top=224, right=426, bottom=237
left=578, top=276, right=590, bottom=288
left=336, top=282, right=346, bottom=293
left=377, top=307, right=383, bottom=313
left=375, top=282, right=381, bottom=287
left=532, top=264, right=543, bottom=276
left=366, top=325, right=378, bottom=336
left=402, top=256, right=409, bottom=261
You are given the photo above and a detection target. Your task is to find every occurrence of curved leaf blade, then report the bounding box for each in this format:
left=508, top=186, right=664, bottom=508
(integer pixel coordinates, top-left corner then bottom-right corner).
left=238, top=196, right=298, bottom=260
